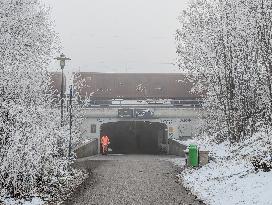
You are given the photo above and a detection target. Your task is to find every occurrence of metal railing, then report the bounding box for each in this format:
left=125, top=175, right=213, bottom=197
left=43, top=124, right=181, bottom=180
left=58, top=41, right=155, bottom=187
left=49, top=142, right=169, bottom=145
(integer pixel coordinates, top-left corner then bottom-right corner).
left=83, top=99, right=203, bottom=108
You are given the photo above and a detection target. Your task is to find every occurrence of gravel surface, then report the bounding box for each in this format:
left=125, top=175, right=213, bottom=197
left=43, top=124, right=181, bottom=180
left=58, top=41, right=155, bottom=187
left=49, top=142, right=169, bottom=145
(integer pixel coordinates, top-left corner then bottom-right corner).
left=66, top=155, right=204, bottom=205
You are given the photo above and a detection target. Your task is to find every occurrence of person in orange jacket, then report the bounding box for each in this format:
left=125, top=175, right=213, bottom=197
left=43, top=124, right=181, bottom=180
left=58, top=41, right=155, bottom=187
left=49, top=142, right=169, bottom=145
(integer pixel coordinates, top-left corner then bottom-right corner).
left=101, top=135, right=110, bottom=155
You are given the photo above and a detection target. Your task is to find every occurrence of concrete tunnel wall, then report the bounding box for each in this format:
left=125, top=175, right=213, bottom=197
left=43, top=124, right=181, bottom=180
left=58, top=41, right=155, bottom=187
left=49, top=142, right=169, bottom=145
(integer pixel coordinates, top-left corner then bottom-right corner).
left=79, top=117, right=202, bottom=143
left=74, top=108, right=204, bottom=158
left=74, top=121, right=201, bottom=158
left=100, top=121, right=168, bottom=154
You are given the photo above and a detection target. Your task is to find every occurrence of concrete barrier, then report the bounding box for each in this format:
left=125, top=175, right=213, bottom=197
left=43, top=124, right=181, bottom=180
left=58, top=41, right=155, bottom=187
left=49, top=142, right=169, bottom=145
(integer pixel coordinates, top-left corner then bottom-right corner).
left=199, top=150, right=209, bottom=166
left=168, top=139, right=187, bottom=157
left=74, top=139, right=99, bottom=158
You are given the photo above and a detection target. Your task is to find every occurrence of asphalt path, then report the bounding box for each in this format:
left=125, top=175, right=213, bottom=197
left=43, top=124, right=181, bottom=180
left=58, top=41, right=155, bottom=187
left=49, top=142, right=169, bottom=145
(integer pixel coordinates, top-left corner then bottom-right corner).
left=65, top=155, right=204, bottom=205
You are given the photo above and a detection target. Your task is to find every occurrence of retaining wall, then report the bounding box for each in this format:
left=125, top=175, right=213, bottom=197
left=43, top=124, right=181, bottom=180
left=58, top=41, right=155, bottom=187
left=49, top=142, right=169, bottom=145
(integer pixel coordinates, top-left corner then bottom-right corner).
left=168, top=139, right=187, bottom=157
left=74, top=139, right=99, bottom=158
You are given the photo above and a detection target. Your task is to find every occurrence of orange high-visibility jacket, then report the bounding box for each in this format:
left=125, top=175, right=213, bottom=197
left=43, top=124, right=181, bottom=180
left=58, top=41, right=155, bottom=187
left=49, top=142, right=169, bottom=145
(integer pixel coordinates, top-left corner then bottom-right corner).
left=101, top=135, right=110, bottom=145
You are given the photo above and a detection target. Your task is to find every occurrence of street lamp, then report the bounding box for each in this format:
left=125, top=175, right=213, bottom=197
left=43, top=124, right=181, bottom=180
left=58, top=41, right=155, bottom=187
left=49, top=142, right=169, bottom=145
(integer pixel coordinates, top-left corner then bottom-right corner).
left=54, top=53, right=71, bottom=126
left=68, top=85, right=73, bottom=158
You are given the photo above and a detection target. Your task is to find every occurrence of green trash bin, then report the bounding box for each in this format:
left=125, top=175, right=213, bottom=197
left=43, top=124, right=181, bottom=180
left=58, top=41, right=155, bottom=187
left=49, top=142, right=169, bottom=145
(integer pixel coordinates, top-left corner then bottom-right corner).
left=188, top=144, right=199, bottom=167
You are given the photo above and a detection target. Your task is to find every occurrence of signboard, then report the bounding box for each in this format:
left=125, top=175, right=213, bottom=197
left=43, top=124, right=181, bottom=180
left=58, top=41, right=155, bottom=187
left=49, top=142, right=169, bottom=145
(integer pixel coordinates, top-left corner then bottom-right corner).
left=134, top=109, right=154, bottom=119
left=118, top=109, right=134, bottom=118
left=168, top=127, right=174, bottom=133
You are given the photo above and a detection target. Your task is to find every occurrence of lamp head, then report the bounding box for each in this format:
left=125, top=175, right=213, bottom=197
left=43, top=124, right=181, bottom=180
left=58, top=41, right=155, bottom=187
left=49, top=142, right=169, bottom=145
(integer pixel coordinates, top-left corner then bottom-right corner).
left=60, top=59, right=65, bottom=67
left=55, top=53, right=71, bottom=68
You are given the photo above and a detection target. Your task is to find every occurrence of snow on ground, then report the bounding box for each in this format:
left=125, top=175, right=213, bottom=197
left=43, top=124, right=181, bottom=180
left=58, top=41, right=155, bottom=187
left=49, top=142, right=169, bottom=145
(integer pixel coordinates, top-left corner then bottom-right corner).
left=3, top=197, right=44, bottom=205
left=181, top=159, right=272, bottom=205
left=167, top=157, right=186, bottom=167
left=172, top=136, right=272, bottom=205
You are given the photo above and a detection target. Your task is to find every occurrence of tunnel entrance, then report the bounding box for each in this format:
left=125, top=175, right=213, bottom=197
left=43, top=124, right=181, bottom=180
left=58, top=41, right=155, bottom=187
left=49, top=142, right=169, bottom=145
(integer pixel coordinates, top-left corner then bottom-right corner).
left=100, top=121, right=167, bottom=154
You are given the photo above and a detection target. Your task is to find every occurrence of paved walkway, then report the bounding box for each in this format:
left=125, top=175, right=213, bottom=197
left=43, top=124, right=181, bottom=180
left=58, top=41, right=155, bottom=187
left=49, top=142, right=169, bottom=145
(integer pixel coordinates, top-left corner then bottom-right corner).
left=66, top=155, right=204, bottom=205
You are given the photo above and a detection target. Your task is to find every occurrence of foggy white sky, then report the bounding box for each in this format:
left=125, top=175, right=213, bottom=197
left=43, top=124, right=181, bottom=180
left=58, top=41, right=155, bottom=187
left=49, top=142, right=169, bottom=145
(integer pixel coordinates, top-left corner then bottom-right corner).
left=43, top=0, right=188, bottom=73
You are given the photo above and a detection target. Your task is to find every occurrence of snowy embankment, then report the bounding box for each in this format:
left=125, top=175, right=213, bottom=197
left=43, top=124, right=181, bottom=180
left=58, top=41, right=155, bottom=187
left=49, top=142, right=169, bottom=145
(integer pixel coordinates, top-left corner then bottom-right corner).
left=174, top=133, right=272, bottom=205
left=1, top=169, right=88, bottom=205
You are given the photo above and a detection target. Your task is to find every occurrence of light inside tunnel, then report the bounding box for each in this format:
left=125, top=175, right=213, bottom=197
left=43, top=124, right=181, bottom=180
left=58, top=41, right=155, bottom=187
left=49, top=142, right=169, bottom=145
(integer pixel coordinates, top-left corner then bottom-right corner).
left=100, top=121, right=167, bottom=154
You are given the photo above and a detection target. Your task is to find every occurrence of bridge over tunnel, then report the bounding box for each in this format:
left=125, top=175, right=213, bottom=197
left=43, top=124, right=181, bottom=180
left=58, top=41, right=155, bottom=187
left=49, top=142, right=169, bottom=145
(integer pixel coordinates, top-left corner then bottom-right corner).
left=100, top=121, right=167, bottom=154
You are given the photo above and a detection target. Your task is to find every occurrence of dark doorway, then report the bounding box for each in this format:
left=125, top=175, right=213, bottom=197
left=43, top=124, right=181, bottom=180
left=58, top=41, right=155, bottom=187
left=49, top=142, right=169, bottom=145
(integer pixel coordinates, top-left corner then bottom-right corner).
left=100, top=121, right=167, bottom=154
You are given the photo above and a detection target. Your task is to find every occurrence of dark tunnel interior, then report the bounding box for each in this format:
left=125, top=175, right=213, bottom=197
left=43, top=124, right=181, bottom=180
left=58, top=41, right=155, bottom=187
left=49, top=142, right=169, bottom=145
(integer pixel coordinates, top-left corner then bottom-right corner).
left=100, top=121, right=167, bottom=154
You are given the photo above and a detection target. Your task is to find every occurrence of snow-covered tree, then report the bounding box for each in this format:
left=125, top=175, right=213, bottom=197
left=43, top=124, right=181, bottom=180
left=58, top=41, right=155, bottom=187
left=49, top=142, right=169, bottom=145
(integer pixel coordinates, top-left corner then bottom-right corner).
left=0, top=0, right=80, bottom=200
left=176, top=0, right=272, bottom=142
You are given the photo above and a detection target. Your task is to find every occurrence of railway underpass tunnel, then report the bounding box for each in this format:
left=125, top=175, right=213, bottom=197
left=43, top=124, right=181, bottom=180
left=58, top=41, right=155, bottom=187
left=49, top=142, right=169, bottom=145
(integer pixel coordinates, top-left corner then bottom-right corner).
left=100, top=121, right=168, bottom=154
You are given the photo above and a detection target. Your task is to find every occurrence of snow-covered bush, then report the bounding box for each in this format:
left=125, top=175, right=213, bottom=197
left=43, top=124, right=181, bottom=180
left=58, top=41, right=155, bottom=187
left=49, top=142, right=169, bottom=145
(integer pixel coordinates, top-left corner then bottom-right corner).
left=252, top=156, right=272, bottom=172
left=68, top=72, right=90, bottom=149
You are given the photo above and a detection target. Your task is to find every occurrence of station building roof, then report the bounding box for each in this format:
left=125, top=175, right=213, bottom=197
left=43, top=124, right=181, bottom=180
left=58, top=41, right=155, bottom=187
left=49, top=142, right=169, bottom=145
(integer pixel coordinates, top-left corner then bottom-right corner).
left=73, top=72, right=201, bottom=100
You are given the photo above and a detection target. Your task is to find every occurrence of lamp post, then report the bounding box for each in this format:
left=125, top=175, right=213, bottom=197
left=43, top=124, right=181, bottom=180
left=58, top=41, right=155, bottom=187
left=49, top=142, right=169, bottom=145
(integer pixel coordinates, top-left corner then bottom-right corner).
left=54, top=53, right=71, bottom=126
left=68, top=85, right=73, bottom=158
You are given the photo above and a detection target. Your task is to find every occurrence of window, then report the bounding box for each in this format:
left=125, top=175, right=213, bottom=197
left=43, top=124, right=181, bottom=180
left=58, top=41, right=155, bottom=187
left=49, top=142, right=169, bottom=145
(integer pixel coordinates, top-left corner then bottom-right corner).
left=91, top=124, right=96, bottom=133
